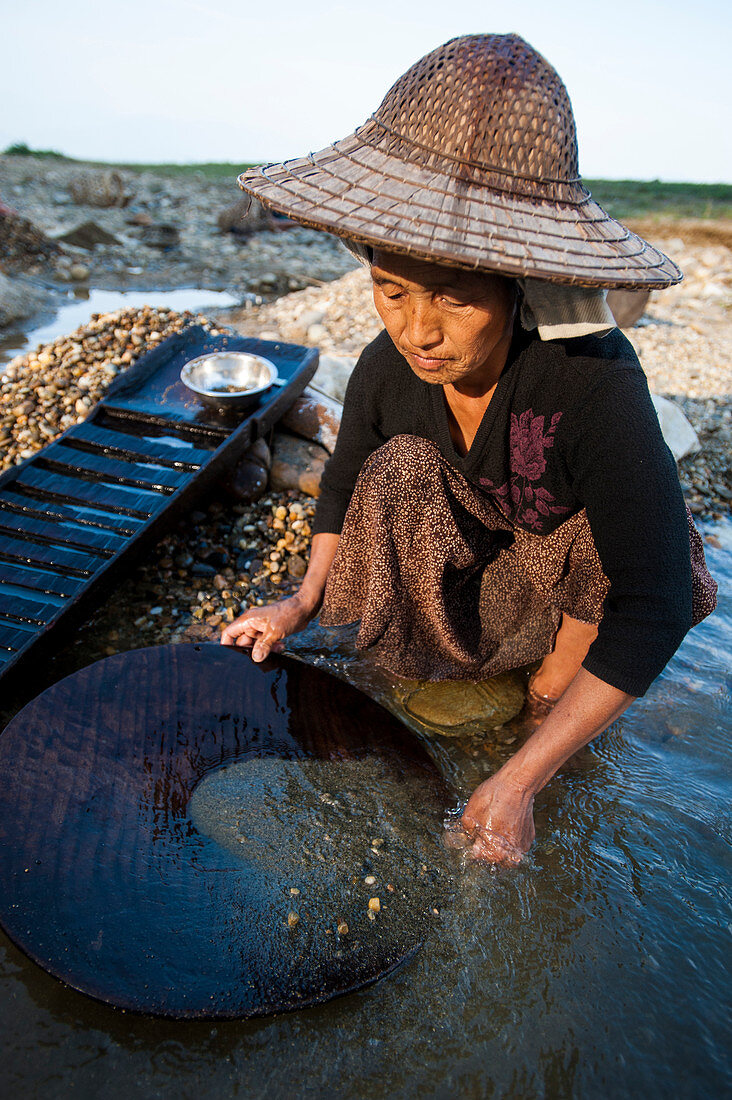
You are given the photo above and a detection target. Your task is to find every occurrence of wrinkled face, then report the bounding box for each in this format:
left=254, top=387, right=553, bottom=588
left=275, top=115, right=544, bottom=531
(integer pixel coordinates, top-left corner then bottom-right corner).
left=370, top=250, right=517, bottom=387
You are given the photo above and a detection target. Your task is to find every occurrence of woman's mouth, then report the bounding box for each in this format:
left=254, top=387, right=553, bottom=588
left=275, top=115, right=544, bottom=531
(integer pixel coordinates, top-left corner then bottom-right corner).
left=405, top=352, right=452, bottom=371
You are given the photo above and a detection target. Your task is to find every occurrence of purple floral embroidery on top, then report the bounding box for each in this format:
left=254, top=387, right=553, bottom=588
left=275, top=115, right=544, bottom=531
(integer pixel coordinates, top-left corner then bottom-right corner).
left=480, top=409, right=569, bottom=531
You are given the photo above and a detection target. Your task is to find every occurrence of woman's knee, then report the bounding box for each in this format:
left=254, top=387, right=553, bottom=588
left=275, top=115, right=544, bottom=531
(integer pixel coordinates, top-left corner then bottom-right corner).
left=360, top=434, right=445, bottom=495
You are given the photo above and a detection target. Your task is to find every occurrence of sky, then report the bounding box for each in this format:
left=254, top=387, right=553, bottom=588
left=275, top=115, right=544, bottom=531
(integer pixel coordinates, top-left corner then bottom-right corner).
left=3, top=0, right=731, bottom=183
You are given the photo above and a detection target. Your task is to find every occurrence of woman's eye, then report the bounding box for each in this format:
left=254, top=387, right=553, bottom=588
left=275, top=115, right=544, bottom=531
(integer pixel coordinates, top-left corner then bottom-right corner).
left=439, top=296, right=466, bottom=307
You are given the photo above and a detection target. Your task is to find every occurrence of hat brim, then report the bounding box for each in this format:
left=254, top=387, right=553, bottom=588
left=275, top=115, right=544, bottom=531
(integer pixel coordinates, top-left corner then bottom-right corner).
left=239, top=130, right=681, bottom=290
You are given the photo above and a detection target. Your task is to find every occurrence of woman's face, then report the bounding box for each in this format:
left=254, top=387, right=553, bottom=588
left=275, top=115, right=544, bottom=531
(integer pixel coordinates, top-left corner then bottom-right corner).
left=370, top=250, right=517, bottom=389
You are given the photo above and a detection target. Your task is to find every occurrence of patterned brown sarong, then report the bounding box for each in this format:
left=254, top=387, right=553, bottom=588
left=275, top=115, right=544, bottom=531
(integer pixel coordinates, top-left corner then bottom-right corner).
left=319, top=435, right=716, bottom=682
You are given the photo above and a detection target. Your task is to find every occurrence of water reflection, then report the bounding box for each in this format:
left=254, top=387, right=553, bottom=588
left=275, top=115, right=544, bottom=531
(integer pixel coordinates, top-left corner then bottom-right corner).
left=0, top=287, right=240, bottom=368
left=0, top=521, right=729, bottom=1097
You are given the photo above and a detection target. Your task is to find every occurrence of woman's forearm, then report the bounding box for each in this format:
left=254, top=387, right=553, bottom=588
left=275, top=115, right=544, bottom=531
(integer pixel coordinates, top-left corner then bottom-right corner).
left=499, top=666, right=635, bottom=795
left=461, top=667, right=635, bottom=861
left=296, top=532, right=340, bottom=613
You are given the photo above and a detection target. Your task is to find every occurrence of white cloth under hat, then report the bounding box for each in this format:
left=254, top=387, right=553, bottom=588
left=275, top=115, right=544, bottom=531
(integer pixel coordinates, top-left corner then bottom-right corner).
left=519, top=278, right=615, bottom=340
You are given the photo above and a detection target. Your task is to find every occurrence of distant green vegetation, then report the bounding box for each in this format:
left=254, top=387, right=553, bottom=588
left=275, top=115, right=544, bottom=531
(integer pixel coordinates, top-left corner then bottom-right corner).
left=583, top=179, right=732, bottom=221
left=113, top=161, right=256, bottom=180
left=3, top=146, right=730, bottom=219
left=3, top=141, right=65, bottom=159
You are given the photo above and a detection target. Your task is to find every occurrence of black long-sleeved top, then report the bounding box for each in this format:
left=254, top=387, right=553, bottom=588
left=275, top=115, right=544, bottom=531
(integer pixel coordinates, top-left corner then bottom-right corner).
left=313, top=323, right=694, bottom=696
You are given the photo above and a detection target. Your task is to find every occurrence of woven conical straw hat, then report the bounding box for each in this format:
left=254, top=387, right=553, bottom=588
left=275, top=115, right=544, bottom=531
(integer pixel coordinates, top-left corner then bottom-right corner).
left=239, top=34, right=681, bottom=289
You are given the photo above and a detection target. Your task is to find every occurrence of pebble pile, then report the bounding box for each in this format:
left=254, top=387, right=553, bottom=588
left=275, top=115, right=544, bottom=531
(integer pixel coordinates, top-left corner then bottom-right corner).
left=87, top=492, right=318, bottom=656
left=229, top=267, right=379, bottom=357
left=0, top=306, right=219, bottom=472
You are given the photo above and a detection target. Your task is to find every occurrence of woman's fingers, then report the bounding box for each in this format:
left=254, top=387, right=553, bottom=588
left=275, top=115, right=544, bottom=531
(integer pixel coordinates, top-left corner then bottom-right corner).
left=220, top=616, right=251, bottom=646
left=221, top=615, right=277, bottom=649
left=220, top=596, right=311, bottom=658
left=467, top=828, right=523, bottom=865
left=251, top=626, right=280, bottom=662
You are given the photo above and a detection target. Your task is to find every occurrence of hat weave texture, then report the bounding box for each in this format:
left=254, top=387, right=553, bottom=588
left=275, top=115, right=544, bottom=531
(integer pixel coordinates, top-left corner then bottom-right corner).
left=239, top=34, right=681, bottom=289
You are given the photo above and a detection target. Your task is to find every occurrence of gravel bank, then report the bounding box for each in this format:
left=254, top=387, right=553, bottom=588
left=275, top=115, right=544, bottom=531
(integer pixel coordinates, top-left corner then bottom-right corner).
left=0, top=305, right=222, bottom=470
left=0, top=154, right=357, bottom=298
left=0, top=192, right=728, bottom=666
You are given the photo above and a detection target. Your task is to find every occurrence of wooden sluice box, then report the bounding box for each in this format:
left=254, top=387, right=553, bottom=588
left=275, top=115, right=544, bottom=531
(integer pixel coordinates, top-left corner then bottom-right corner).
left=0, top=326, right=318, bottom=692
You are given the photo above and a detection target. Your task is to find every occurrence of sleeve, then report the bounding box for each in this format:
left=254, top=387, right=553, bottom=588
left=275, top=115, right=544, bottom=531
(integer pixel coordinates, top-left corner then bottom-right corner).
left=311, top=349, right=389, bottom=535
left=563, top=366, right=693, bottom=696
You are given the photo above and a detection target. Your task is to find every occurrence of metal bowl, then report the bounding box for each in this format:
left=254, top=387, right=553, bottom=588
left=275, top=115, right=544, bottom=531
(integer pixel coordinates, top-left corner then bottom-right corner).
left=180, top=352, right=281, bottom=408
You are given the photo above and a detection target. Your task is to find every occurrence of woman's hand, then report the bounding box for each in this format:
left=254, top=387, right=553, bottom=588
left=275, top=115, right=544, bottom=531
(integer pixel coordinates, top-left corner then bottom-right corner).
left=220, top=532, right=341, bottom=662
left=452, top=669, right=635, bottom=866
left=220, top=593, right=315, bottom=661
left=459, top=772, right=536, bottom=864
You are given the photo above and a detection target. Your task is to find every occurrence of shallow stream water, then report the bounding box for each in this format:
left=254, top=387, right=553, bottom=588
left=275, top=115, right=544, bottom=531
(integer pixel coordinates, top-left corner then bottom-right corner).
left=0, top=521, right=730, bottom=1099
left=0, top=286, right=240, bottom=367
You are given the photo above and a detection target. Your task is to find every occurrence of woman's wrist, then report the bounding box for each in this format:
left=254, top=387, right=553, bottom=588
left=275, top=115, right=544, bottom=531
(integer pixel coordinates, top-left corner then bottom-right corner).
left=488, top=758, right=542, bottom=801
left=292, top=583, right=323, bottom=617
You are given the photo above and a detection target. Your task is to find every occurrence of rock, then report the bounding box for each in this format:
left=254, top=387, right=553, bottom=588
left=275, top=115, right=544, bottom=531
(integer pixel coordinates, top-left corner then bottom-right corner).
left=201, top=549, right=229, bottom=569
left=286, top=553, right=307, bottom=578
left=269, top=432, right=330, bottom=497
left=402, top=674, right=526, bottom=734
left=56, top=220, right=120, bottom=250
left=0, top=210, right=61, bottom=266
left=217, top=196, right=275, bottom=236
left=651, top=394, right=701, bottom=461
left=280, top=386, right=342, bottom=453
left=68, top=170, right=133, bottom=208
left=126, top=211, right=153, bottom=227
left=0, top=272, right=51, bottom=327
left=69, top=263, right=90, bottom=282
left=223, top=438, right=271, bottom=503
left=140, top=224, right=180, bottom=250
left=312, top=354, right=358, bottom=403
left=191, top=562, right=216, bottom=578
left=307, top=323, right=328, bottom=344
left=607, top=289, right=651, bottom=329
left=247, top=437, right=271, bottom=470
left=298, top=308, right=326, bottom=330
left=226, top=458, right=268, bottom=503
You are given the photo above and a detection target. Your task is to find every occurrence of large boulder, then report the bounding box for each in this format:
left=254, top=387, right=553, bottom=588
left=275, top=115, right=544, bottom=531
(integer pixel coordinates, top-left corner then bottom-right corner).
left=68, top=170, right=133, bottom=208
left=217, top=196, right=276, bottom=236
left=0, top=272, right=51, bottom=327
left=270, top=431, right=329, bottom=496
left=215, top=198, right=295, bottom=236
left=56, top=220, right=120, bottom=250
left=280, top=385, right=342, bottom=453
left=0, top=210, right=61, bottom=267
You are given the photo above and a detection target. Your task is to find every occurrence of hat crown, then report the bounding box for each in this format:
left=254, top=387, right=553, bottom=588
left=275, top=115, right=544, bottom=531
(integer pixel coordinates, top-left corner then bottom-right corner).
left=371, top=34, right=579, bottom=186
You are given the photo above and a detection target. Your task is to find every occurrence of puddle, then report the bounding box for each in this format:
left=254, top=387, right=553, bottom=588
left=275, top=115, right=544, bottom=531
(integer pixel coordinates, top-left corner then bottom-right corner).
left=0, top=286, right=240, bottom=367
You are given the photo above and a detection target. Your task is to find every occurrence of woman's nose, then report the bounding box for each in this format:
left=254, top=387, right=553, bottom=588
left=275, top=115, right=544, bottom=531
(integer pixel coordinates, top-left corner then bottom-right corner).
left=406, top=299, right=442, bottom=348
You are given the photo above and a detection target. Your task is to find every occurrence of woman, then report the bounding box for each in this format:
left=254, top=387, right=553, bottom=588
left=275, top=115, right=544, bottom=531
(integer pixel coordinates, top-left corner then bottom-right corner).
left=222, top=34, right=716, bottom=863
